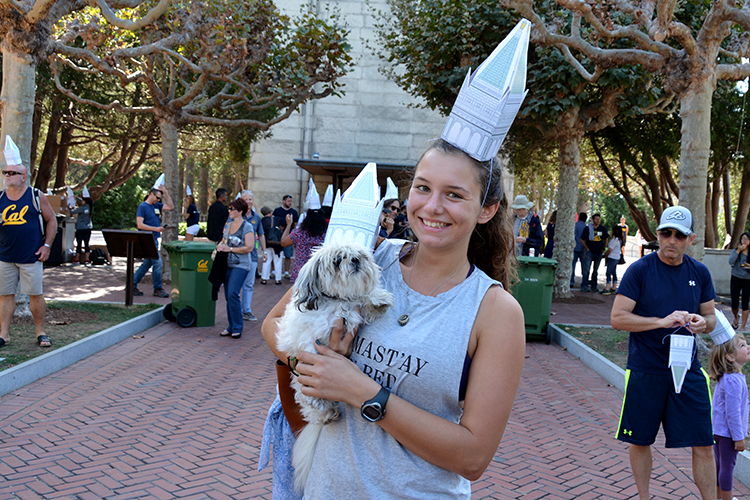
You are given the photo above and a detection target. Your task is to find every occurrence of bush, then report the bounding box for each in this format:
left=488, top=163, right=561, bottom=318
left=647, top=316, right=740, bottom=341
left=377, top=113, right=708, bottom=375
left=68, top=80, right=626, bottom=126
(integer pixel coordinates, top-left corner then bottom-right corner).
left=92, top=168, right=160, bottom=230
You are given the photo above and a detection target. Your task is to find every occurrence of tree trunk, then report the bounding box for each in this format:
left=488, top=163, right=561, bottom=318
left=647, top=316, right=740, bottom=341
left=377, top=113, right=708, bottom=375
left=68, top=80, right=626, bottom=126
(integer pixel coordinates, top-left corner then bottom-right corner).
left=704, top=183, right=715, bottom=249
left=54, top=123, right=73, bottom=189
left=199, top=163, right=209, bottom=214
left=723, top=169, right=733, bottom=241
left=35, top=112, right=62, bottom=191
left=551, top=109, right=584, bottom=299
left=159, top=119, right=180, bottom=282
left=731, top=160, right=750, bottom=247
left=678, top=77, right=714, bottom=260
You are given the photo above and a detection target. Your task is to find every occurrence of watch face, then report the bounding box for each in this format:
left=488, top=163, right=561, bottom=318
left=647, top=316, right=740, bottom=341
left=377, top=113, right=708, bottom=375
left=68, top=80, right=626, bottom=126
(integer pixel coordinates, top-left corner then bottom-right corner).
left=362, top=403, right=382, bottom=421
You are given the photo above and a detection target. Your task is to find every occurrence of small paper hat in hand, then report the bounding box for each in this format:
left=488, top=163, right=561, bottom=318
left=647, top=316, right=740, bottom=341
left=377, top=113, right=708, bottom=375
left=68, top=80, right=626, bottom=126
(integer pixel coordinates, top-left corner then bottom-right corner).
left=322, top=185, right=334, bottom=207
left=385, top=178, right=399, bottom=200
left=82, top=185, right=90, bottom=198
left=441, top=19, right=531, bottom=161
left=711, top=309, right=737, bottom=346
left=305, top=178, right=321, bottom=210
left=668, top=334, right=694, bottom=393
left=324, top=162, right=383, bottom=250
left=3, top=136, right=22, bottom=166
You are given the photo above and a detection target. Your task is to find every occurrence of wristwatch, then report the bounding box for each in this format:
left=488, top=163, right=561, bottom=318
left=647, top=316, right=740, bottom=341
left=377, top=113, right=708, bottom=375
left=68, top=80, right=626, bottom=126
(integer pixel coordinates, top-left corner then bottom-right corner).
left=361, top=386, right=390, bottom=422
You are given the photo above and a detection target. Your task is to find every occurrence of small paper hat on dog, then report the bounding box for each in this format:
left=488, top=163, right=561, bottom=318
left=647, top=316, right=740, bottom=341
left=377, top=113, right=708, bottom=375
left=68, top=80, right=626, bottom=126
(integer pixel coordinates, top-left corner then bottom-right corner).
left=322, top=185, right=334, bottom=207
left=711, top=309, right=737, bottom=345
left=3, top=136, right=22, bottom=166
left=324, top=163, right=383, bottom=250
left=305, top=178, right=321, bottom=210
left=440, top=19, right=531, bottom=161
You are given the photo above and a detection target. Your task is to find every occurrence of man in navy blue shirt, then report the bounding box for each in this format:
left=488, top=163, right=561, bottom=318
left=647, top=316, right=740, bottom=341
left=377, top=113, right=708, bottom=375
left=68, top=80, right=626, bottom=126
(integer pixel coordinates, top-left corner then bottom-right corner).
left=611, top=206, right=716, bottom=500
left=134, top=185, right=173, bottom=297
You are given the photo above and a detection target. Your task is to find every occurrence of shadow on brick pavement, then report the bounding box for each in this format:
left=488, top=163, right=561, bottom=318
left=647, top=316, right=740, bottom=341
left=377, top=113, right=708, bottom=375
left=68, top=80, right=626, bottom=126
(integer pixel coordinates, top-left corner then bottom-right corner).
left=0, top=260, right=746, bottom=499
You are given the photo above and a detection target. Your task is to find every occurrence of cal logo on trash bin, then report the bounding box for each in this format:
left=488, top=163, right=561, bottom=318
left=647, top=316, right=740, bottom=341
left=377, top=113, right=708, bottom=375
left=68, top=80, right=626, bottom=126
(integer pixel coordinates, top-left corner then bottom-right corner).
left=197, top=259, right=209, bottom=273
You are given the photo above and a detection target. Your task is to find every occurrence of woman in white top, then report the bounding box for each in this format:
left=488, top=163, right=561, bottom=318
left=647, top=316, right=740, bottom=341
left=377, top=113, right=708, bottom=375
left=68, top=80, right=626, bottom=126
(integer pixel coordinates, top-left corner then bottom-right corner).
left=602, top=224, right=625, bottom=295
left=261, top=139, right=525, bottom=498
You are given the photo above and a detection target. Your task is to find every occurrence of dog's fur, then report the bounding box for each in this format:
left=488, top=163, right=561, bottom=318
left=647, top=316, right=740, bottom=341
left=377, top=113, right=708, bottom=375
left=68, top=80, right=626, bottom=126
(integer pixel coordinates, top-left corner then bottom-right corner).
left=276, top=241, right=393, bottom=492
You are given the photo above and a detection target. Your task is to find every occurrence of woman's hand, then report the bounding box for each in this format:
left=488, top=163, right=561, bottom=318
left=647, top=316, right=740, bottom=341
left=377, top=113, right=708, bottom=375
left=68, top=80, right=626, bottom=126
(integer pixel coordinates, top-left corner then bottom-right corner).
left=296, top=344, right=377, bottom=407
left=217, top=243, right=230, bottom=252
left=286, top=214, right=294, bottom=226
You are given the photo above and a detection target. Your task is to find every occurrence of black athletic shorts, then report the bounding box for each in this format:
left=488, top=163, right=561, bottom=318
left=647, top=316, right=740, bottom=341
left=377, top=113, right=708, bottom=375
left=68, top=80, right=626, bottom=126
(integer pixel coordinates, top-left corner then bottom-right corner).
left=616, top=369, right=713, bottom=448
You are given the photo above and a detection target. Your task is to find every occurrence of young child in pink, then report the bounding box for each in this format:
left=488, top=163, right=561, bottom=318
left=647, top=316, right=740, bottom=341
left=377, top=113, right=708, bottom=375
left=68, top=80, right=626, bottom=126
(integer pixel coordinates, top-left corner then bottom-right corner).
left=709, top=333, right=750, bottom=500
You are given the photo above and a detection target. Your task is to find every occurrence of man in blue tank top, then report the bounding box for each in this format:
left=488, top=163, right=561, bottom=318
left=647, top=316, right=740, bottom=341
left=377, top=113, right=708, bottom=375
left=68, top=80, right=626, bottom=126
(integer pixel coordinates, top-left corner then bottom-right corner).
left=0, top=136, right=58, bottom=349
left=133, top=185, right=173, bottom=297
left=611, top=206, right=717, bottom=500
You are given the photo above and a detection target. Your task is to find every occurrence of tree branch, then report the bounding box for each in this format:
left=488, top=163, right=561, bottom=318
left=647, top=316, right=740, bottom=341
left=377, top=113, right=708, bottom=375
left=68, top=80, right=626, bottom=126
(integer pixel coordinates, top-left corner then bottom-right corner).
left=94, top=0, right=171, bottom=31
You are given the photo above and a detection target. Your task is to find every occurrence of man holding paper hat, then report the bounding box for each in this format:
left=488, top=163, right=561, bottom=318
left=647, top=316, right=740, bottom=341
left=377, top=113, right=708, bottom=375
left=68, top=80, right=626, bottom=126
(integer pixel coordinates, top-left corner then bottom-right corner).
left=611, top=205, right=717, bottom=500
left=0, top=135, right=58, bottom=349
left=133, top=180, right=173, bottom=298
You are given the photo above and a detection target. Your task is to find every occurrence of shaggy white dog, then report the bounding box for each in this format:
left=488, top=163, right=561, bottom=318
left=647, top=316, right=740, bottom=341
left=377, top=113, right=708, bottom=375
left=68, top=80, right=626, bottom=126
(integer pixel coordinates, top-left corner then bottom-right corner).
left=276, top=241, right=393, bottom=492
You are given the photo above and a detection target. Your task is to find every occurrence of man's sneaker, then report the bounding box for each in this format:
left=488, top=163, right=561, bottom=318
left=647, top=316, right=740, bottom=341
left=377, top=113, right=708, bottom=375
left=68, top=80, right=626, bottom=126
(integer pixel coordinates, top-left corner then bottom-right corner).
left=243, top=312, right=258, bottom=321
left=132, top=287, right=144, bottom=296
left=284, top=272, right=291, bottom=279
left=153, top=288, right=169, bottom=298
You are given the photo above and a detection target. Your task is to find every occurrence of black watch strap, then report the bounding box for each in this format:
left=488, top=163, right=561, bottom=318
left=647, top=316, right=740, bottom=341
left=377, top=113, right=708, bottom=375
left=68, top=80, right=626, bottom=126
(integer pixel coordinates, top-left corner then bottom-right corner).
left=361, top=386, right=390, bottom=422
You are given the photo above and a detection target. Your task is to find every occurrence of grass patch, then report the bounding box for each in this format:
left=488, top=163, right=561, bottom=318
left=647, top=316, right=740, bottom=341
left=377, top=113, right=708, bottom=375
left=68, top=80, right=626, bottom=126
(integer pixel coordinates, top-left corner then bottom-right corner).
left=0, top=301, right=160, bottom=372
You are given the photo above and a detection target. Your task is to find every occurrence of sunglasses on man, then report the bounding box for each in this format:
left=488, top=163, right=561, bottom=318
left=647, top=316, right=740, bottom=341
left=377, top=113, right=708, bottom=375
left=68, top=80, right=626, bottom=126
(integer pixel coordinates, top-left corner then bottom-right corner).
left=2, top=170, right=24, bottom=176
left=657, top=229, right=689, bottom=241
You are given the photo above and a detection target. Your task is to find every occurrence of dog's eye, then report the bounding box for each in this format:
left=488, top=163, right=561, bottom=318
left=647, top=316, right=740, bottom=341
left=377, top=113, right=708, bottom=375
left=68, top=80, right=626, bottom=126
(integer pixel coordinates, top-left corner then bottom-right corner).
left=333, top=256, right=342, bottom=267
left=352, top=257, right=360, bottom=266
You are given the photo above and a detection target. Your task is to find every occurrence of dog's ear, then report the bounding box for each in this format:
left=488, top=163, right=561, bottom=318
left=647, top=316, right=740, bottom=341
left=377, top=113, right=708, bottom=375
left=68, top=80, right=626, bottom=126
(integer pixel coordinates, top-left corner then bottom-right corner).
left=295, top=256, right=322, bottom=311
left=360, top=288, right=394, bottom=322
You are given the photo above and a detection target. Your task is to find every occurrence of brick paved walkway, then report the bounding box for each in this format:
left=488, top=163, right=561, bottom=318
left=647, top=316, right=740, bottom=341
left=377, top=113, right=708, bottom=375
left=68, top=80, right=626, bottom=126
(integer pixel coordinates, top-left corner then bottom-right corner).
left=0, top=259, right=747, bottom=499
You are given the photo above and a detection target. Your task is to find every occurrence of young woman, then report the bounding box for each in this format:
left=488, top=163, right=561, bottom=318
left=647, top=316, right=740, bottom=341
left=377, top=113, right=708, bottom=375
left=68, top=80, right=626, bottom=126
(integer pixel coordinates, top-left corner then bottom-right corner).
left=184, top=194, right=200, bottom=241
left=261, top=139, right=525, bottom=498
left=602, top=224, right=625, bottom=295
left=729, top=232, right=750, bottom=330
left=280, top=208, right=328, bottom=283
left=216, top=198, right=254, bottom=338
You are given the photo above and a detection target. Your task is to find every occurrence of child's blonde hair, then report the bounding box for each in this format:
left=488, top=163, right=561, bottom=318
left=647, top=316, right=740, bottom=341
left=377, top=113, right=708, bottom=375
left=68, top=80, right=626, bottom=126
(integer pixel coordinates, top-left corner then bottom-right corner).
left=709, top=335, right=742, bottom=381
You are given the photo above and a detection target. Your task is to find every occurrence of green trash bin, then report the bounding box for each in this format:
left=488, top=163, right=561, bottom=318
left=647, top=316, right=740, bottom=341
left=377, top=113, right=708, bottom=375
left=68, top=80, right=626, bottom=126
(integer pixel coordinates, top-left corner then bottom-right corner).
left=511, top=256, right=558, bottom=343
left=163, top=241, right=217, bottom=328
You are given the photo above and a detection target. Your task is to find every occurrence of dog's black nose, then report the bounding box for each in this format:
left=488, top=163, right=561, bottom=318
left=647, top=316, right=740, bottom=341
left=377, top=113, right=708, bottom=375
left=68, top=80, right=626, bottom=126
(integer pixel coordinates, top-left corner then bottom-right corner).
left=334, top=256, right=342, bottom=267
left=351, top=257, right=361, bottom=272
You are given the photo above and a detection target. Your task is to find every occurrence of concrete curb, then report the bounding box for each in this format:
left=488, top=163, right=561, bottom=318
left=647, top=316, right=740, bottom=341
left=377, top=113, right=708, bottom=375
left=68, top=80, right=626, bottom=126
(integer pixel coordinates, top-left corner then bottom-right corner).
left=549, top=323, right=750, bottom=488
left=0, top=307, right=164, bottom=398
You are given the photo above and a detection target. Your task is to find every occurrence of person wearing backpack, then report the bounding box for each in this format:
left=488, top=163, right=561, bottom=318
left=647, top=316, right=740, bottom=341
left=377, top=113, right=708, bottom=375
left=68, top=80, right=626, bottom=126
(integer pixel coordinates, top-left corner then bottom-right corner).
left=0, top=136, right=58, bottom=348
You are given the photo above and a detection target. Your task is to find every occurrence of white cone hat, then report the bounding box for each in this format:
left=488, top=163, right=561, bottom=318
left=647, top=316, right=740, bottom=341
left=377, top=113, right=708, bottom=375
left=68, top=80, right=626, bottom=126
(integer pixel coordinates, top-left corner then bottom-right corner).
left=186, top=185, right=192, bottom=196
left=385, top=178, right=399, bottom=200
left=322, top=185, right=334, bottom=207
left=153, top=173, right=165, bottom=189
left=3, top=136, right=22, bottom=166
left=83, top=185, right=90, bottom=198
left=306, top=178, right=321, bottom=210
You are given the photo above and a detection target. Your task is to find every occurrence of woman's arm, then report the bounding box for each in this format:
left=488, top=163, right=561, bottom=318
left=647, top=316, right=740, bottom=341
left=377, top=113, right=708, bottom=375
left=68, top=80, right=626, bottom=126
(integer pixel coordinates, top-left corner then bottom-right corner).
left=295, top=285, right=525, bottom=480
left=281, top=214, right=294, bottom=247
left=729, top=249, right=739, bottom=265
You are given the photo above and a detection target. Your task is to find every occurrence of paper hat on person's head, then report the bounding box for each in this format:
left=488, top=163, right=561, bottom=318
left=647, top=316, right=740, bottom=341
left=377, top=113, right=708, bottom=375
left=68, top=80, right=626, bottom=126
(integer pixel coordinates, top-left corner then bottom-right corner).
left=82, top=185, right=90, bottom=198
left=385, top=178, right=399, bottom=200
left=711, top=309, right=737, bottom=345
left=322, top=185, right=334, bottom=207
left=152, top=173, right=165, bottom=190
left=66, top=186, right=76, bottom=208
left=186, top=185, right=192, bottom=197
left=324, top=163, right=383, bottom=250
left=305, top=178, right=321, bottom=210
left=440, top=19, right=531, bottom=162
left=3, top=136, right=22, bottom=166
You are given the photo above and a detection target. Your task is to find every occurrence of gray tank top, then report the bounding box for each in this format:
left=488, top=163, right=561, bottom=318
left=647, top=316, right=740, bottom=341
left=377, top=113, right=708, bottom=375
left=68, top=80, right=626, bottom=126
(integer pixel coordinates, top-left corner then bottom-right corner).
left=304, top=239, right=500, bottom=499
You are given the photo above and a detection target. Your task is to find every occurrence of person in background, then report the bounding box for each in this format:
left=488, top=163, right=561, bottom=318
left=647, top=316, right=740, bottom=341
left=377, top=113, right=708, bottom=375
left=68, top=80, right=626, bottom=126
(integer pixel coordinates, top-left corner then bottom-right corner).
left=543, top=210, right=556, bottom=259
left=580, top=213, right=608, bottom=293
left=71, top=197, right=93, bottom=265
left=611, top=205, right=716, bottom=500
left=260, top=206, right=283, bottom=285
left=273, top=195, right=298, bottom=279
left=571, top=212, right=588, bottom=289
left=708, top=332, right=750, bottom=500
left=184, top=194, right=200, bottom=241
left=729, top=232, right=750, bottom=330
left=511, top=194, right=543, bottom=256
left=207, top=188, right=228, bottom=243
left=601, top=224, right=624, bottom=295
left=382, top=198, right=407, bottom=239
left=619, top=216, right=629, bottom=243
left=134, top=185, right=173, bottom=298
left=217, top=198, right=255, bottom=338
left=280, top=208, right=327, bottom=283
left=240, top=190, right=267, bottom=322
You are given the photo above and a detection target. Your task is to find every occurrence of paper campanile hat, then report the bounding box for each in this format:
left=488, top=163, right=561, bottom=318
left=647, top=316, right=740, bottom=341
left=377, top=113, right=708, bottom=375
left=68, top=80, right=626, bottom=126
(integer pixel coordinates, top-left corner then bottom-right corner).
left=440, top=19, right=531, bottom=161
left=305, top=178, right=321, bottom=210
left=186, top=185, right=192, bottom=197
left=324, top=162, right=383, bottom=250
left=82, top=185, right=90, bottom=198
left=322, top=185, right=334, bottom=207
left=385, top=178, right=399, bottom=200
left=711, top=309, right=737, bottom=345
left=3, top=136, right=22, bottom=166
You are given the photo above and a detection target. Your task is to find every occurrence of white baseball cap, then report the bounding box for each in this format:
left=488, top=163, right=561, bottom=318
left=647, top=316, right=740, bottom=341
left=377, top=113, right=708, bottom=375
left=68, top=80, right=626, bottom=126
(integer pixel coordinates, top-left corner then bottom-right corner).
left=657, top=206, right=693, bottom=236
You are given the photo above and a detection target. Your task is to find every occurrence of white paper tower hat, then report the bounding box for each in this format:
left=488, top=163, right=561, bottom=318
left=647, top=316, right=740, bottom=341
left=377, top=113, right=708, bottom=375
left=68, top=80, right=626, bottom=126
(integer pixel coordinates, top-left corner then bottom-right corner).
left=385, top=178, right=399, bottom=200
left=712, top=309, right=737, bottom=345
left=322, top=185, right=334, bottom=207
left=440, top=19, right=531, bottom=161
left=186, top=185, right=192, bottom=197
left=66, top=186, right=76, bottom=208
left=324, top=163, right=383, bottom=250
left=152, top=173, right=165, bottom=189
left=3, top=136, right=22, bottom=166
left=82, top=185, right=90, bottom=198
left=305, top=178, right=321, bottom=210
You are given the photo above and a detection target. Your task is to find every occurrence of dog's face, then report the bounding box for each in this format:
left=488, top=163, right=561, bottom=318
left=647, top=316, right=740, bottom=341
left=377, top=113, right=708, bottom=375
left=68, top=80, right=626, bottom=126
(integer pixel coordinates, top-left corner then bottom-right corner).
left=294, top=242, right=381, bottom=311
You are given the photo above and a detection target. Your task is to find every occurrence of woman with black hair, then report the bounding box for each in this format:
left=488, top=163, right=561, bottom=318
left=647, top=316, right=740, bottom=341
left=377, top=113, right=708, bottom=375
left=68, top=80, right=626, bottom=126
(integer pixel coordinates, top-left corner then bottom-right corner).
left=280, top=208, right=328, bottom=283
left=729, top=232, right=750, bottom=330
left=71, top=197, right=93, bottom=265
